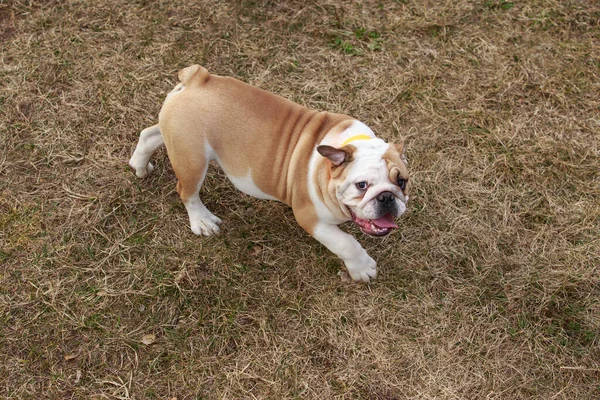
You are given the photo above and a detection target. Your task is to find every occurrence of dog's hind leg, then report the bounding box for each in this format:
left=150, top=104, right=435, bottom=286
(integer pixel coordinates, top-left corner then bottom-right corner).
left=170, top=143, right=223, bottom=237
left=129, top=124, right=164, bottom=178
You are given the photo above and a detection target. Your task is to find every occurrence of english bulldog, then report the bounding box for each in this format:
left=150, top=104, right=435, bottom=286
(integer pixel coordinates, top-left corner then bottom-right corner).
left=129, top=65, right=410, bottom=282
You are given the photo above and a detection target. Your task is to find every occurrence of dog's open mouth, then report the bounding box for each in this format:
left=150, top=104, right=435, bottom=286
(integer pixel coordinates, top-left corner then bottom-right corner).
left=349, top=210, right=398, bottom=237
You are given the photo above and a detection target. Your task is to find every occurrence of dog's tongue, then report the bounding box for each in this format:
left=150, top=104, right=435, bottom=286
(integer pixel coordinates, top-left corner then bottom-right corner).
left=372, top=214, right=398, bottom=229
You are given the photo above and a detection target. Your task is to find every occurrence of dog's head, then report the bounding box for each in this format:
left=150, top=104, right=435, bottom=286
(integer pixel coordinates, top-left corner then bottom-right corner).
left=317, top=138, right=410, bottom=237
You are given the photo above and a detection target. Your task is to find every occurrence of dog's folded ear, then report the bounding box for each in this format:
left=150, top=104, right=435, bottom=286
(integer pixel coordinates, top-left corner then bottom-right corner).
left=391, top=142, right=408, bottom=166
left=317, top=145, right=354, bottom=166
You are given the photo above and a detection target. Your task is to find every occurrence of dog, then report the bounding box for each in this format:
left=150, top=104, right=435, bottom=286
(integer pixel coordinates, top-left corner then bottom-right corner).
left=129, top=65, right=410, bottom=282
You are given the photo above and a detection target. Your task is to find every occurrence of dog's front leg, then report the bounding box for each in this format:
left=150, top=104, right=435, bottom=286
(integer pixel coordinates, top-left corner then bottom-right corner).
left=310, top=223, right=377, bottom=283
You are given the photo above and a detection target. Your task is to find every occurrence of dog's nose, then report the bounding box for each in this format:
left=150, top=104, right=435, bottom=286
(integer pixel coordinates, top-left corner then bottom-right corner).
left=377, top=191, right=395, bottom=204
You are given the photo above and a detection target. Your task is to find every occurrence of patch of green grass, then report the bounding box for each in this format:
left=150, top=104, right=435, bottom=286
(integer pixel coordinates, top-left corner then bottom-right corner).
left=332, top=36, right=358, bottom=55
left=83, top=313, right=104, bottom=330
left=0, top=250, right=11, bottom=263
left=543, top=302, right=598, bottom=348
left=331, top=27, right=384, bottom=54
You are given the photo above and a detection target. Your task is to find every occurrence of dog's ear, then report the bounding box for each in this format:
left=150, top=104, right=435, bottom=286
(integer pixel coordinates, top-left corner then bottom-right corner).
left=392, top=142, right=408, bottom=166
left=317, top=145, right=354, bottom=166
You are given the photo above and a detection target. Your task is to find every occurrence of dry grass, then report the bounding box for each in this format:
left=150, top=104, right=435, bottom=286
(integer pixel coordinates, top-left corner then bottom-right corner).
left=1, top=0, right=599, bottom=398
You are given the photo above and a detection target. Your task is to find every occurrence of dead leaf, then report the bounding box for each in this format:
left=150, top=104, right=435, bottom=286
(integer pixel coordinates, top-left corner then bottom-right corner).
left=141, top=334, right=156, bottom=345
left=249, top=245, right=262, bottom=256
left=64, top=353, right=77, bottom=361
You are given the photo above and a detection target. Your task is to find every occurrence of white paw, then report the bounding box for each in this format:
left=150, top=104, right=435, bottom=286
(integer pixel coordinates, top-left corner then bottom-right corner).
left=190, top=214, right=223, bottom=236
left=345, top=255, right=377, bottom=283
left=129, top=157, right=154, bottom=178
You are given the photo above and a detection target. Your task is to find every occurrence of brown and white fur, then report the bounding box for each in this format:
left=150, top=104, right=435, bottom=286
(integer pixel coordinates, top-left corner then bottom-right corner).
left=129, top=65, right=410, bottom=282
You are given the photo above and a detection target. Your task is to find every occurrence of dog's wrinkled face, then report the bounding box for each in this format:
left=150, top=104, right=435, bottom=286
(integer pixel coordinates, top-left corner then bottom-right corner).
left=317, top=139, right=410, bottom=237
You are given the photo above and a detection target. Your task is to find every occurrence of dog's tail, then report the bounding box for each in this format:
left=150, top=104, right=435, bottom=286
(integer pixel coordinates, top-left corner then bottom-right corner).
left=178, top=64, right=210, bottom=86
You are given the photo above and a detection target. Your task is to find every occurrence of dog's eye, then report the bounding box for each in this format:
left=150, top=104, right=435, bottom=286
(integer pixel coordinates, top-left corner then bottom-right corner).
left=398, top=178, right=407, bottom=191
left=356, top=181, right=368, bottom=190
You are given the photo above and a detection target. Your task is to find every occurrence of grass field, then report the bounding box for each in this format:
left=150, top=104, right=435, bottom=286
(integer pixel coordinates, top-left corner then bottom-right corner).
left=1, top=0, right=599, bottom=398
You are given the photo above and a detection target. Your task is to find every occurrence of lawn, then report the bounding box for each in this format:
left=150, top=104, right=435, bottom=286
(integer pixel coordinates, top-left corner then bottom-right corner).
left=1, top=0, right=599, bottom=398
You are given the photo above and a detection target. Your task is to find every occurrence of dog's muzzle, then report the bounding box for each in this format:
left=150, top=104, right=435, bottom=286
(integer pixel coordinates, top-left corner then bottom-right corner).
left=376, top=191, right=399, bottom=216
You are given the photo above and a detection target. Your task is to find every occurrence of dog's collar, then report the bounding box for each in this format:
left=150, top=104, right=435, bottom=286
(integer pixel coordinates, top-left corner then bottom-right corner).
left=340, top=134, right=373, bottom=147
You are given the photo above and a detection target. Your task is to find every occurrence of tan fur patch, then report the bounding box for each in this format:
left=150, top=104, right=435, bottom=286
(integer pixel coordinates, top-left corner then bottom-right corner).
left=383, top=144, right=410, bottom=195
left=159, top=65, right=355, bottom=233
left=311, top=142, right=358, bottom=223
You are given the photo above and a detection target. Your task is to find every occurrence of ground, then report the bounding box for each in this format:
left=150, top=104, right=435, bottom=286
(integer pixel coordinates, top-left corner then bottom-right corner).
left=1, top=0, right=599, bottom=399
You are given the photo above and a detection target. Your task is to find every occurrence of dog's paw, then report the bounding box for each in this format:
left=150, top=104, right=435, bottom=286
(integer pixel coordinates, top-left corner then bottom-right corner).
left=129, top=157, right=154, bottom=178
left=190, top=214, right=223, bottom=236
left=345, top=255, right=377, bottom=283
